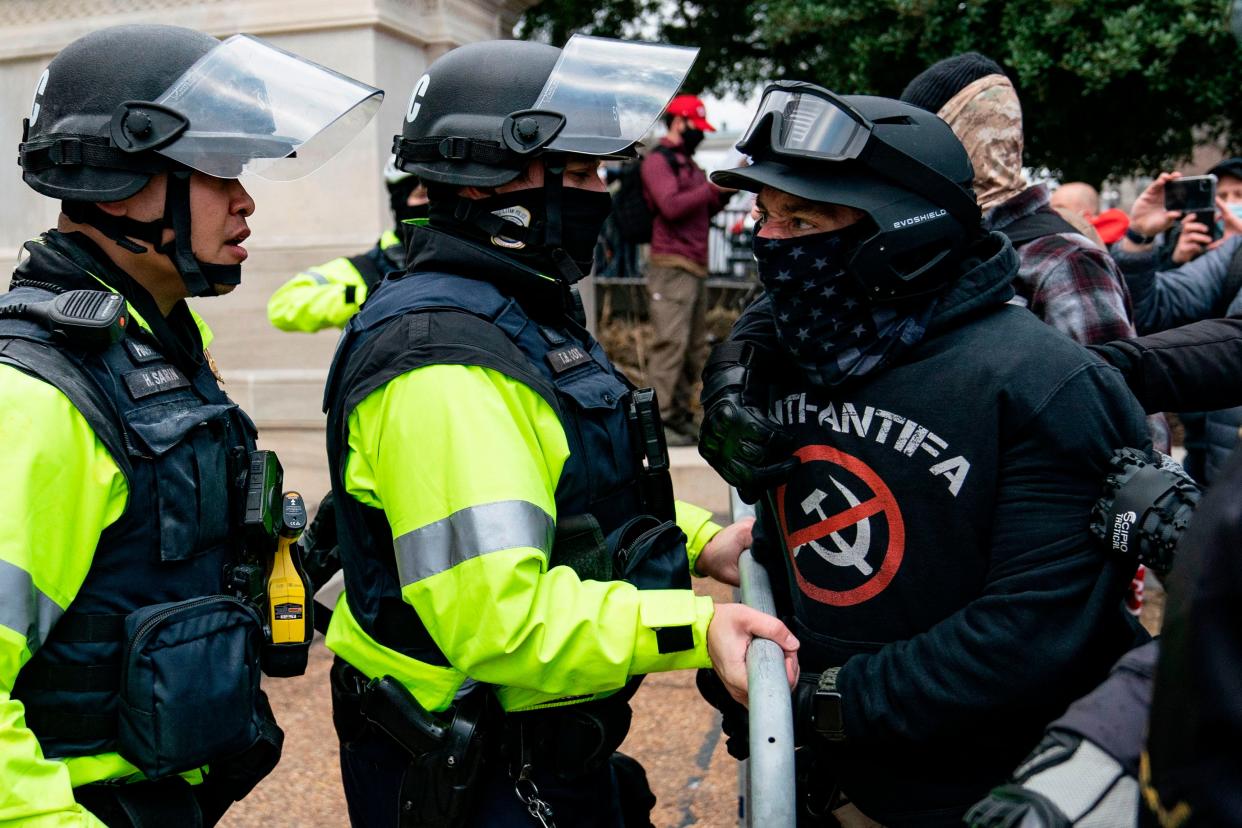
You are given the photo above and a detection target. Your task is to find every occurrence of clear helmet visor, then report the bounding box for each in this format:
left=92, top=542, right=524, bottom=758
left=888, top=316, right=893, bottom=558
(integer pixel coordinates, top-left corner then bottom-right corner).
left=153, top=34, right=382, bottom=179
left=740, top=85, right=869, bottom=160
left=533, top=35, right=699, bottom=157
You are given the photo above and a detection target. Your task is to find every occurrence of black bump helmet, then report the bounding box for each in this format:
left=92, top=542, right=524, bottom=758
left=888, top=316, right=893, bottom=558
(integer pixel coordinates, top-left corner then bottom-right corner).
left=22, top=24, right=218, bottom=201
left=714, top=83, right=983, bottom=302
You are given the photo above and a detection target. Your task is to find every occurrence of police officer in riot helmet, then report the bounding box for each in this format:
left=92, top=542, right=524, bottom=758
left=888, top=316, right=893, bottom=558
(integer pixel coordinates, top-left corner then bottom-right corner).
left=0, top=24, right=378, bottom=826
left=696, top=83, right=1149, bottom=825
left=323, top=37, right=799, bottom=827
left=267, top=156, right=427, bottom=334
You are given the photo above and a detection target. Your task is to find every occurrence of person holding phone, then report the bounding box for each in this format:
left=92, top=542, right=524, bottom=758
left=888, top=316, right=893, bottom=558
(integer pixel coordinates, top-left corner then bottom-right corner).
left=1114, top=171, right=1242, bottom=484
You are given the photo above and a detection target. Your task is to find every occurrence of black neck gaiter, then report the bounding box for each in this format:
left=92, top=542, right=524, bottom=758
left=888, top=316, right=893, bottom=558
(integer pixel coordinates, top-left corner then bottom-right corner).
left=430, top=186, right=613, bottom=280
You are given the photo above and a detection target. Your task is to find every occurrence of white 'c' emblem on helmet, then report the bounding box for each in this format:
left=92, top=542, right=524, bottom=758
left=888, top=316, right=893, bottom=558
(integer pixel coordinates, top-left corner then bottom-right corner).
left=30, top=69, right=49, bottom=125
left=406, top=74, right=431, bottom=123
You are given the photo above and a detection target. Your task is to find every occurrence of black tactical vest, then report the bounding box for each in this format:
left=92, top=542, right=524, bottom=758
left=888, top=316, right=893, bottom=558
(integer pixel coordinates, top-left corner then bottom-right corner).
left=0, top=284, right=257, bottom=760
left=324, top=269, right=692, bottom=668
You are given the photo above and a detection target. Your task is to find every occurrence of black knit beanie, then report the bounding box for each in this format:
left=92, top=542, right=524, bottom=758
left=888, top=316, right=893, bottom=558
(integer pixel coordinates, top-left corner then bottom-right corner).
left=900, top=52, right=1007, bottom=114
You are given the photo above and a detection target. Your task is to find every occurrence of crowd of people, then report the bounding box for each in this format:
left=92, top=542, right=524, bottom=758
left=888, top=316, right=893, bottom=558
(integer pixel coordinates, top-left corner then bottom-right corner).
left=1, top=21, right=1239, bottom=828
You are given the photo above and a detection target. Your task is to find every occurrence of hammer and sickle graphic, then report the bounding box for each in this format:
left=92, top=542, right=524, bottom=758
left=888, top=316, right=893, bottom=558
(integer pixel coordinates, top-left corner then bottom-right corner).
left=795, top=477, right=873, bottom=576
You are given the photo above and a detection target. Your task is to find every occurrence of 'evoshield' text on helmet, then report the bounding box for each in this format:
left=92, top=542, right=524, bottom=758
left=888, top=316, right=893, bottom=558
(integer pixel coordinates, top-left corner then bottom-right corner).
left=19, top=24, right=381, bottom=296
left=714, top=82, right=983, bottom=302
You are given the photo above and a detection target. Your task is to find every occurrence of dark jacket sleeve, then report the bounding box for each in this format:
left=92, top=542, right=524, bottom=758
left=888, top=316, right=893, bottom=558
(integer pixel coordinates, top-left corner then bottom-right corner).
left=1089, top=318, right=1242, bottom=414
left=836, top=361, right=1149, bottom=747
left=1112, top=236, right=1242, bottom=333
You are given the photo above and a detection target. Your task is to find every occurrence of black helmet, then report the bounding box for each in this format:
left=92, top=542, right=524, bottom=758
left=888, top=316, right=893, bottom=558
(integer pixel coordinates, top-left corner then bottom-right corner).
left=394, top=40, right=566, bottom=188
left=21, top=25, right=217, bottom=202
left=713, top=82, right=982, bottom=302
left=393, top=36, right=696, bottom=186
left=20, top=24, right=380, bottom=296
left=391, top=35, right=696, bottom=283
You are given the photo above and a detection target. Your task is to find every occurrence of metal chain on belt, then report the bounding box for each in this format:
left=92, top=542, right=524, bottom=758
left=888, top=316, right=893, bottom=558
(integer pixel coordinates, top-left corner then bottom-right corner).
left=513, top=763, right=556, bottom=828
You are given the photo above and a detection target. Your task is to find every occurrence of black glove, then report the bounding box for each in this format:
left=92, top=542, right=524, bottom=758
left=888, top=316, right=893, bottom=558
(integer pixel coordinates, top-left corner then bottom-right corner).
left=699, top=341, right=797, bottom=504
left=301, top=492, right=342, bottom=593
left=792, top=673, right=823, bottom=748
left=695, top=668, right=750, bottom=760
left=1090, top=448, right=1200, bottom=580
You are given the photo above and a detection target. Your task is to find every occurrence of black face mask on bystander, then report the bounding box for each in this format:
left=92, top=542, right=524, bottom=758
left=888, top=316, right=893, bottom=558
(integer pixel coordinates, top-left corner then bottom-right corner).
left=681, top=128, right=705, bottom=154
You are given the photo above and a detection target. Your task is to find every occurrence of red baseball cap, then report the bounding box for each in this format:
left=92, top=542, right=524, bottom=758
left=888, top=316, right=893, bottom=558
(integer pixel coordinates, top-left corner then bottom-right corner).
left=666, top=94, right=716, bottom=132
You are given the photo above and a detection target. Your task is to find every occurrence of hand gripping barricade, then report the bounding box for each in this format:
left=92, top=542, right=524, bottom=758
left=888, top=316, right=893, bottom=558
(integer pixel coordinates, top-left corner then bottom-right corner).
left=731, top=490, right=797, bottom=827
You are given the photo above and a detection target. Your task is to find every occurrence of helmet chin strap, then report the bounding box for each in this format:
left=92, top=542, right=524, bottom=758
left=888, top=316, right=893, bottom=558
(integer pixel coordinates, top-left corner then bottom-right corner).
left=158, top=170, right=241, bottom=298
left=68, top=170, right=240, bottom=299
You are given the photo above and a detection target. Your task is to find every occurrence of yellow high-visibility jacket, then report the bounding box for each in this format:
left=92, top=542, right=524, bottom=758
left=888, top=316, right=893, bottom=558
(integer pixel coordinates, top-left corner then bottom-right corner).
left=326, top=361, right=722, bottom=714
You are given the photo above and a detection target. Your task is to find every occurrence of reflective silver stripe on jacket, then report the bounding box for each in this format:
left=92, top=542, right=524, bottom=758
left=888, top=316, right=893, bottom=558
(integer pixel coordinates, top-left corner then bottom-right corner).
left=305, top=269, right=331, bottom=285
left=394, top=500, right=555, bottom=586
left=0, top=558, right=65, bottom=656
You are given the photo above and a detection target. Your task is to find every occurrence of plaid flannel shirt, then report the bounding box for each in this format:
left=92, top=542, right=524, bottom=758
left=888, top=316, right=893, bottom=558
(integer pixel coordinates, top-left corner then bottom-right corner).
left=986, top=185, right=1169, bottom=452
left=986, top=184, right=1137, bottom=345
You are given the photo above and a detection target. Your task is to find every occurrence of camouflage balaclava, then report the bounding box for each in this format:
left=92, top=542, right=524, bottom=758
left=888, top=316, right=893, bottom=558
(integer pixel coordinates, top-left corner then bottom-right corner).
left=935, top=73, right=1026, bottom=212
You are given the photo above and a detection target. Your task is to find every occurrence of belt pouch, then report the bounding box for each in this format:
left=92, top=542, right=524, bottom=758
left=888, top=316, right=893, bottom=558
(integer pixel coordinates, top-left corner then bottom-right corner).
left=611, top=515, right=691, bottom=591
left=118, top=595, right=264, bottom=779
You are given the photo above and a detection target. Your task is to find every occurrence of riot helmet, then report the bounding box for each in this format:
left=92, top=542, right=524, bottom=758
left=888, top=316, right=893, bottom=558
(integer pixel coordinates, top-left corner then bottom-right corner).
left=392, top=35, right=697, bottom=283
left=713, top=82, right=982, bottom=302
left=20, top=25, right=382, bottom=297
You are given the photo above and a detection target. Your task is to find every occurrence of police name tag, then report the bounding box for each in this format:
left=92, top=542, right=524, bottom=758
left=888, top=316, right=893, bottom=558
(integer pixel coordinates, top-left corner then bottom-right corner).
left=546, top=345, right=591, bottom=374
left=124, top=338, right=163, bottom=364
left=123, top=365, right=191, bottom=399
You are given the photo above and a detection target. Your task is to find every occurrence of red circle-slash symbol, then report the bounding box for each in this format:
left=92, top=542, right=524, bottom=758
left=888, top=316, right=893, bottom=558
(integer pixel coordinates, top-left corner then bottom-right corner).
left=775, top=445, right=905, bottom=607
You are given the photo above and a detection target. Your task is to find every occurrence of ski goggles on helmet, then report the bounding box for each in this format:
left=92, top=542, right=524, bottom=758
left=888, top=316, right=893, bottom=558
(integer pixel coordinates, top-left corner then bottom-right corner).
left=736, top=81, right=979, bottom=226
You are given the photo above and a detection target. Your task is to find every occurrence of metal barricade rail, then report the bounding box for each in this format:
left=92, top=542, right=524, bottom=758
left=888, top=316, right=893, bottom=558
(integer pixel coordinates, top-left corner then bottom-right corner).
left=732, top=491, right=796, bottom=827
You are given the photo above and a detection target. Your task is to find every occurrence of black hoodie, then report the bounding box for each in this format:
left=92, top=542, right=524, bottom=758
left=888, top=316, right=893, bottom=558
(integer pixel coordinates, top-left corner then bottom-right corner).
left=733, top=232, right=1149, bottom=826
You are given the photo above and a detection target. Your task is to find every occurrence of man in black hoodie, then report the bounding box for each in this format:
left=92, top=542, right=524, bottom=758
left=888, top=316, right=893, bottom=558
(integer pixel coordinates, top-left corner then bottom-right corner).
left=696, top=84, right=1149, bottom=826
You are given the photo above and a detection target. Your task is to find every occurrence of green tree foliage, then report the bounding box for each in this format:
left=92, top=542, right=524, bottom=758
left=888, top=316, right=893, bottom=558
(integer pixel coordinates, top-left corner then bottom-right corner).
left=518, top=0, right=1242, bottom=183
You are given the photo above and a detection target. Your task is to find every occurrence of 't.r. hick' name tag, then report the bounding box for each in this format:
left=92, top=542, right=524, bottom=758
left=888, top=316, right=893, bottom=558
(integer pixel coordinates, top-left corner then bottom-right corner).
left=546, top=345, right=591, bottom=374
left=123, top=365, right=190, bottom=400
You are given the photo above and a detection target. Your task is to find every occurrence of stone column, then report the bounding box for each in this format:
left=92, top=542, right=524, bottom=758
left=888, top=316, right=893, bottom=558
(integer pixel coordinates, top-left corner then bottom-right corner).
left=0, top=0, right=535, bottom=424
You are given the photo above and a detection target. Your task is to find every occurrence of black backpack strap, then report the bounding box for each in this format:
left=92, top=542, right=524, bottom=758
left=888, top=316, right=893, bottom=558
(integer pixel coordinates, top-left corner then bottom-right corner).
left=347, top=247, right=387, bottom=292
left=1217, top=241, right=1242, bottom=317
left=0, top=337, right=131, bottom=478
left=1000, top=210, right=1080, bottom=248
left=650, top=145, right=683, bottom=177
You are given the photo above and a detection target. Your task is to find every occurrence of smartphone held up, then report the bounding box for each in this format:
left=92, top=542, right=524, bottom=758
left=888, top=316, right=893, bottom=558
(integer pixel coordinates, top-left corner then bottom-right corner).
left=1164, top=174, right=1221, bottom=241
